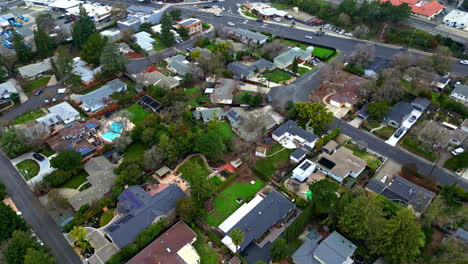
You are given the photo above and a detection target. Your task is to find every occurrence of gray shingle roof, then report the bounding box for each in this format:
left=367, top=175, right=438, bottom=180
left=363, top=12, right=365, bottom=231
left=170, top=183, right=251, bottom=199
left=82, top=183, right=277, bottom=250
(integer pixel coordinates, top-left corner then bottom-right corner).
left=226, top=108, right=243, bottom=125
left=80, top=79, right=126, bottom=110
left=314, top=231, right=357, bottom=264
left=357, top=104, right=370, bottom=119
left=272, top=120, right=318, bottom=143
left=104, top=184, right=186, bottom=248
left=452, top=83, right=468, bottom=98
left=292, top=239, right=320, bottom=264
left=167, top=54, right=190, bottom=75
left=411, top=97, right=431, bottom=111
left=291, top=148, right=307, bottom=160
left=384, top=102, right=413, bottom=124
left=232, top=28, right=268, bottom=43
left=225, top=191, right=294, bottom=251
left=227, top=62, right=253, bottom=78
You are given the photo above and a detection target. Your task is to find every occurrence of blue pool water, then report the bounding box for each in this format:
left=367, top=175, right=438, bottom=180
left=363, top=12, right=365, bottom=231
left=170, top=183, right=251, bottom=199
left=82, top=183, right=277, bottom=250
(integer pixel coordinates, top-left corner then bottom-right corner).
left=102, top=122, right=124, bottom=141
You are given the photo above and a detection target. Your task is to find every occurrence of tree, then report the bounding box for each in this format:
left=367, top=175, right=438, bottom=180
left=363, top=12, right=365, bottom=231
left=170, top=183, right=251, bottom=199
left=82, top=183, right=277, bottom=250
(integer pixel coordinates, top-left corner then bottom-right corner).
left=0, top=182, right=6, bottom=200
left=115, top=162, right=144, bottom=186
left=426, top=238, right=468, bottom=264
left=309, top=179, right=340, bottom=215
left=194, top=131, right=226, bottom=162
left=189, top=50, right=201, bottom=61
left=69, top=226, right=91, bottom=254
left=294, top=102, right=333, bottom=131
left=349, top=43, right=375, bottom=68
left=157, top=134, right=178, bottom=164
left=392, top=53, right=413, bottom=72
left=23, top=248, right=55, bottom=264
left=114, top=133, right=132, bottom=152
left=144, top=145, right=164, bottom=171
left=50, top=149, right=82, bottom=171
left=110, top=2, right=127, bottom=20
left=72, top=4, right=96, bottom=48
left=338, top=13, right=351, bottom=26
left=230, top=228, right=244, bottom=251
left=169, top=9, right=182, bottom=20
left=55, top=46, right=73, bottom=80
left=291, top=57, right=299, bottom=74
left=431, top=46, right=452, bottom=75
left=366, top=101, right=389, bottom=119
left=352, top=24, right=369, bottom=38
left=20, top=122, right=49, bottom=149
left=100, top=42, right=129, bottom=76
left=196, top=52, right=225, bottom=76
left=81, top=32, right=108, bottom=65
left=0, top=127, right=29, bottom=158
left=270, top=238, right=288, bottom=261
left=12, top=31, right=33, bottom=63
left=261, top=39, right=286, bottom=59
left=4, top=231, right=40, bottom=264
left=177, top=26, right=190, bottom=41
left=160, top=12, right=175, bottom=47
left=176, top=197, right=198, bottom=223
left=183, top=163, right=215, bottom=206
left=0, top=203, right=27, bottom=242
left=34, top=27, right=54, bottom=59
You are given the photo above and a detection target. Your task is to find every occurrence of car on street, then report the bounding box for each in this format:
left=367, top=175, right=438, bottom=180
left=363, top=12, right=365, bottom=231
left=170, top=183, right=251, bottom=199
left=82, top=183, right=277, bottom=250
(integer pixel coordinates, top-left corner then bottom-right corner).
left=256, top=18, right=263, bottom=22
left=212, top=5, right=218, bottom=8
left=460, top=60, right=468, bottom=65
left=236, top=3, right=241, bottom=7
left=314, top=31, right=324, bottom=36
left=304, top=35, right=312, bottom=39
left=214, top=13, right=222, bottom=17
left=18, top=15, right=29, bottom=22
left=34, top=90, right=43, bottom=96
left=33, top=153, right=45, bottom=161
left=227, top=22, right=235, bottom=26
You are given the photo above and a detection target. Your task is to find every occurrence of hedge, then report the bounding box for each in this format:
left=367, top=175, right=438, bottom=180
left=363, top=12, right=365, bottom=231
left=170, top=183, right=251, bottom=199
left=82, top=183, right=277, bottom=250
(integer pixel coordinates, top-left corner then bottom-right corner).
left=315, top=128, right=341, bottom=151
left=343, top=64, right=364, bottom=75
left=283, top=205, right=314, bottom=242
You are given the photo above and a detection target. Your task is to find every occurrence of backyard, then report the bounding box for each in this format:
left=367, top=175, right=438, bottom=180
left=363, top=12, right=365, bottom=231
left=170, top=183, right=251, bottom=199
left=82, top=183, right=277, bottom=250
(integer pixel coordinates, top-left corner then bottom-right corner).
left=343, top=143, right=382, bottom=170
left=212, top=122, right=235, bottom=142
left=255, top=143, right=294, bottom=177
left=23, top=76, right=51, bottom=93
left=194, top=236, right=220, bottom=263
left=124, top=104, right=149, bottom=125
left=16, top=159, right=40, bottom=180
left=178, top=156, right=211, bottom=179
left=14, top=108, right=44, bottom=124
left=204, top=179, right=264, bottom=226
left=261, top=69, right=292, bottom=83
left=123, top=143, right=145, bottom=163
left=59, top=170, right=89, bottom=190
left=401, top=136, right=437, bottom=162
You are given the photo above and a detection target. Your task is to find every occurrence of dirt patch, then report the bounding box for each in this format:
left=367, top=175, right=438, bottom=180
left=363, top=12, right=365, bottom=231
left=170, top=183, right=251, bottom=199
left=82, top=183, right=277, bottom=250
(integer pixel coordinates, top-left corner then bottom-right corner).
left=311, top=70, right=367, bottom=105
left=235, top=166, right=257, bottom=184
left=428, top=229, right=444, bottom=252
left=398, top=170, right=440, bottom=194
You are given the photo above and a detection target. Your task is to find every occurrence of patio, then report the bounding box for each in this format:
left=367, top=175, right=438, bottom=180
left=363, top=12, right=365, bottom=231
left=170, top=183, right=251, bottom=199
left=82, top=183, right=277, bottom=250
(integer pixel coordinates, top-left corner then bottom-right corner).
left=284, top=171, right=326, bottom=199
left=152, top=171, right=190, bottom=192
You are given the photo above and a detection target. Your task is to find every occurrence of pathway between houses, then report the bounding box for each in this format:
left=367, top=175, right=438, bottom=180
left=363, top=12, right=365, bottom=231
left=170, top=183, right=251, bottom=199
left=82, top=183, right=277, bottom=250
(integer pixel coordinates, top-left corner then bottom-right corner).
left=266, top=146, right=288, bottom=158
left=173, top=153, right=215, bottom=174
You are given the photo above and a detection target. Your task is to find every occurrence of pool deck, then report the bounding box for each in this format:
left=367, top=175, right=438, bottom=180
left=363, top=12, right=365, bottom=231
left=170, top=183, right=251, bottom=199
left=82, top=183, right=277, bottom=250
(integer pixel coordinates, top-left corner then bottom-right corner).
left=98, top=117, right=135, bottom=142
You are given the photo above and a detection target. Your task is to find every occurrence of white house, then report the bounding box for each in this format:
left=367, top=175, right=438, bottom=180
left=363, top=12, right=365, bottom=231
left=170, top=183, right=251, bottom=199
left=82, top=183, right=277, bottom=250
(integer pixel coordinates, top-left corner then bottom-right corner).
left=272, top=120, right=318, bottom=149
left=36, top=101, right=80, bottom=127
left=450, top=83, right=468, bottom=103
left=443, top=10, right=468, bottom=31
left=292, top=159, right=316, bottom=182
left=274, top=47, right=314, bottom=69
left=132, top=31, right=156, bottom=51
left=0, top=79, right=19, bottom=100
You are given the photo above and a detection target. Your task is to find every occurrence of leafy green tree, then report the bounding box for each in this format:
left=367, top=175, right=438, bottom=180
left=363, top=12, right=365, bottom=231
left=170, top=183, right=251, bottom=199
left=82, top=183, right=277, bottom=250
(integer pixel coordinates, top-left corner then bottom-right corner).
left=12, top=31, right=33, bottom=63
left=0, top=203, right=27, bottom=242
left=50, top=149, right=82, bottom=171
left=115, top=162, right=144, bottom=186
left=309, top=179, right=341, bottom=219
left=43, top=170, right=74, bottom=187
left=34, top=27, right=54, bottom=59
left=294, top=102, right=333, bottom=131
left=291, top=57, right=299, bottom=73
left=230, top=228, right=244, bottom=251
left=139, top=22, right=153, bottom=33
left=160, top=12, right=175, bottom=47
left=69, top=226, right=91, bottom=254
left=4, top=231, right=40, bottom=264
left=157, top=134, right=178, bottom=164
left=176, top=197, right=199, bottom=224
left=54, top=46, right=73, bottom=80
left=177, top=26, right=190, bottom=40
left=0, top=128, right=29, bottom=158
left=0, top=182, right=6, bottom=200
left=366, top=101, right=390, bottom=119
left=194, top=131, right=226, bottom=162
left=183, top=163, right=215, bottom=206
left=80, top=32, right=108, bottom=65
left=72, top=4, right=96, bottom=48
left=270, top=238, right=288, bottom=261
left=100, top=43, right=129, bottom=76
left=24, top=248, right=56, bottom=264
left=169, top=9, right=182, bottom=20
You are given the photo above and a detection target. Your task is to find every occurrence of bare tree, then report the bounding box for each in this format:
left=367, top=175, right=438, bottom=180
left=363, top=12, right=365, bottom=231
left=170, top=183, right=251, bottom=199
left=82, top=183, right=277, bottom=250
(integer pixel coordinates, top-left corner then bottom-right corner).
left=111, top=2, right=128, bottom=20
left=261, top=39, right=287, bottom=57
left=114, top=133, right=132, bottom=152
left=405, top=66, right=436, bottom=90
left=144, top=145, right=165, bottom=171
left=320, top=58, right=344, bottom=84
left=215, top=28, right=231, bottom=39
left=338, top=13, right=351, bottom=26
left=418, top=121, right=446, bottom=149
left=47, top=189, right=70, bottom=210
left=160, top=101, right=188, bottom=123
left=391, top=53, right=413, bottom=72
left=352, top=25, right=370, bottom=39
left=415, top=56, right=435, bottom=72
left=359, top=79, right=377, bottom=98
left=20, top=122, right=49, bottom=148
left=188, top=64, right=204, bottom=81
left=196, top=52, right=225, bottom=76
left=349, top=44, right=375, bottom=67
left=374, top=77, right=404, bottom=102
left=432, top=46, right=452, bottom=75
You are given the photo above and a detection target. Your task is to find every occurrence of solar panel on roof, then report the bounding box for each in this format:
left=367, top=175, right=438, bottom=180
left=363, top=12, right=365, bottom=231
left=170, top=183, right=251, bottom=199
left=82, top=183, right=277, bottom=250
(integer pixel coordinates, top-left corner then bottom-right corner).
left=300, top=162, right=312, bottom=171
left=318, top=157, right=336, bottom=170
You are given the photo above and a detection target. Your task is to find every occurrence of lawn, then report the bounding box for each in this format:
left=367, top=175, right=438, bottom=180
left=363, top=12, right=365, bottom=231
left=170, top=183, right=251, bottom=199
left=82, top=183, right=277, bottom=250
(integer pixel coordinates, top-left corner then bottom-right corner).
left=343, top=143, right=382, bottom=170
left=242, top=10, right=257, bottom=18
left=153, top=37, right=169, bottom=51
left=123, top=143, right=145, bottom=162
left=204, top=179, right=264, bottom=226
left=14, top=109, right=44, bottom=124
left=401, top=136, right=437, bottom=162
left=373, top=126, right=396, bottom=140
left=272, top=3, right=289, bottom=9
left=312, top=47, right=335, bottom=59
left=23, top=76, right=51, bottom=93
left=99, top=209, right=115, bottom=227
left=255, top=143, right=293, bottom=177
left=194, top=236, right=220, bottom=264
left=125, top=104, right=149, bottom=125
left=178, top=156, right=210, bottom=179
left=261, top=69, right=292, bottom=83
left=59, top=170, right=89, bottom=189
left=16, top=160, right=40, bottom=180
left=213, top=122, right=235, bottom=142
left=362, top=119, right=381, bottom=131
left=297, top=66, right=311, bottom=75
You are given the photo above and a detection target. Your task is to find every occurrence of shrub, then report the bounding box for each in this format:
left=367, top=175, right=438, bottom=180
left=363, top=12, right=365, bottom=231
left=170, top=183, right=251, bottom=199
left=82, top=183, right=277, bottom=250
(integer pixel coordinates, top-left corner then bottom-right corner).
left=314, top=128, right=341, bottom=151
left=44, top=170, right=74, bottom=187
left=343, top=64, right=364, bottom=75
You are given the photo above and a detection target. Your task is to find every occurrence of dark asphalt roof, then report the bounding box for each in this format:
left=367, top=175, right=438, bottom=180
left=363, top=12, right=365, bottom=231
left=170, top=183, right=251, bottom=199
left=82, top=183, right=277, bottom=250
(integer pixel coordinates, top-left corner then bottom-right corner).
left=453, top=84, right=468, bottom=98
left=292, top=239, right=320, bottom=264
left=227, top=62, right=253, bottom=77
left=291, top=148, right=307, bottom=160
left=226, top=191, right=294, bottom=251
left=384, top=102, right=413, bottom=123
left=104, top=184, right=186, bottom=248
left=272, top=120, right=318, bottom=143
left=365, top=179, right=386, bottom=193
left=411, top=97, right=431, bottom=111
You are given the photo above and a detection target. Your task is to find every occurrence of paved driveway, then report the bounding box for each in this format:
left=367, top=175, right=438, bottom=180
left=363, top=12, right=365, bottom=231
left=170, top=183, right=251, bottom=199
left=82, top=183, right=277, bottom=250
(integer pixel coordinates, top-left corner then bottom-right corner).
left=11, top=152, right=55, bottom=184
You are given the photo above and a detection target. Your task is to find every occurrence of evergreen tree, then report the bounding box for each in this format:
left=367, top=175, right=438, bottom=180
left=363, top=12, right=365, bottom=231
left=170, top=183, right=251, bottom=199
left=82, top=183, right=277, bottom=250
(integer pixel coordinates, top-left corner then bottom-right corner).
left=292, top=57, right=299, bottom=73
left=100, top=43, right=129, bottom=76
left=80, top=32, right=107, bottom=65
left=55, top=46, right=73, bottom=80
left=12, top=31, right=32, bottom=63
left=23, top=248, right=55, bottom=264
left=230, top=228, right=244, bottom=251
left=34, top=27, right=54, bottom=59
left=0, top=203, right=27, bottom=242
left=72, top=4, right=96, bottom=48
left=160, top=12, right=175, bottom=47
left=4, top=231, right=40, bottom=264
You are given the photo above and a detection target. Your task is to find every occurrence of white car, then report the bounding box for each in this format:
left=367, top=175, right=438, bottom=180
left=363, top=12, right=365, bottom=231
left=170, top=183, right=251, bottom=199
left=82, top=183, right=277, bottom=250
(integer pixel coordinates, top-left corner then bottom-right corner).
left=273, top=17, right=281, bottom=22
left=452, top=147, right=464, bottom=156
left=381, top=176, right=388, bottom=183
left=227, top=22, right=235, bottom=26
left=212, top=5, right=218, bottom=8
left=214, top=13, right=222, bottom=17
left=236, top=3, right=241, bottom=7
left=305, top=35, right=313, bottom=39
left=460, top=60, right=468, bottom=65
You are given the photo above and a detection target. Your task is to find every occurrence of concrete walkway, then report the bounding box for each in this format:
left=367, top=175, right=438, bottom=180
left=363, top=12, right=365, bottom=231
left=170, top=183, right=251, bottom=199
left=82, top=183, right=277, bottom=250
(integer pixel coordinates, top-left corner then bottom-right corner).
left=370, top=124, right=385, bottom=133
left=10, top=152, right=56, bottom=185
left=348, top=117, right=364, bottom=128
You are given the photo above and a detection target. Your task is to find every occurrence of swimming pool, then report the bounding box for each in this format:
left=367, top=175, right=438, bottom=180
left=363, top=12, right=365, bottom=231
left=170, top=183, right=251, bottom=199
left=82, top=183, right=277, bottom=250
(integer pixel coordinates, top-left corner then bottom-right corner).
left=101, top=122, right=124, bottom=142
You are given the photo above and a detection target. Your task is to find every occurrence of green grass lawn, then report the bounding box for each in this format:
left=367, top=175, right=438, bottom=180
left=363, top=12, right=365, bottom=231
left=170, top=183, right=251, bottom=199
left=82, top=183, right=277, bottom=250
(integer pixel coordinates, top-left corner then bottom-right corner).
left=23, top=76, right=51, bottom=93
left=14, top=109, right=44, bottom=124
left=154, top=37, right=169, bottom=51
left=262, top=69, right=292, bottom=83
left=401, top=136, right=437, bottom=162
left=272, top=3, right=289, bottom=9
left=362, top=119, right=381, bottom=131
left=235, top=91, right=253, bottom=105
left=213, top=122, right=235, bottom=142
left=178, top=156, right=210, bottom=179
left=125, top=104, right=149, bottom=125
left=344, top=143, right=382, bottom=170
left=123, top=143, right=145, bottom=162
left=16, top=160, right=40, bottom=180
left=255, top=143, right=293, bottom=177
left=242, top=10, right=257, bottom=18
left=39, top=147, right=55, bottom=157
left=373, top=126, right=396, bottom=140
left=297, top=67, right=311, bottom=75
left=204, top=179, right=264, bottom=226
left=210, top=176, right=223, bottom=186
left=59, top=170, right=89, bottom=189
left=99, top=209, right=115, bottom=227
left=313, top=47, right=335, bottom=59
left=203, top=43, right=216, bottom=51
left=194, top=236, right=220, bottom=264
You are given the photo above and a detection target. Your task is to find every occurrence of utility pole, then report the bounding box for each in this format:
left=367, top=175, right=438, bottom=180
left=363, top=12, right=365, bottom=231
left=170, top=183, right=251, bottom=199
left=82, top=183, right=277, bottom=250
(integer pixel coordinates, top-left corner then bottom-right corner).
left=379, top=23, right=388, bottom=44
left=408, top=29, right=416, bottom=50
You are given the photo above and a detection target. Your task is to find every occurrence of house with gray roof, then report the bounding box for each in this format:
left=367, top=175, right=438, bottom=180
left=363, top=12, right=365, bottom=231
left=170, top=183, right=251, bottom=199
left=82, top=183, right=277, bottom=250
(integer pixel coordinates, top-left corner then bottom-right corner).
left=166, top=54, right=190, bottom=76
left=450, top=83, right=468, bottom=103
left=80, top=79, right=127, bottom=112
left=0, top=79, right=19, bottom=100
left=383, top=102, right=414, bottom=128
left=132, top=71, right=179, bottom=89
left=18, top=57, right=55, bottom=80
left=220, top=190, right=295, bottom=253
left=104, top=184, right=186, bottom=248
left=365, top=175, right=435, bottom=216
left=211, top=79, right=236, bottom=104
left=290, top=148, right=307, bottom=163
left=36, top=101, right=80, bottom=127
left=411, top=97, right=431, bottom=112
left=272, top=120, right=318, bottom=149
left=193, top=107, right=225, bottom=123
left=227, top=59, right=276, bottom=79
left=274, top=47, right=314, bottom=69
left=231, top=28, right=268, bottom=45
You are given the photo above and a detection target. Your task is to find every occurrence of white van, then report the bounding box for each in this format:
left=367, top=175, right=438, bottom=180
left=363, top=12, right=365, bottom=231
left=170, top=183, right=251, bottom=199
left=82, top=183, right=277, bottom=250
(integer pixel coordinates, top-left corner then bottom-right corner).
left=452, top=147, right=464, bottom=156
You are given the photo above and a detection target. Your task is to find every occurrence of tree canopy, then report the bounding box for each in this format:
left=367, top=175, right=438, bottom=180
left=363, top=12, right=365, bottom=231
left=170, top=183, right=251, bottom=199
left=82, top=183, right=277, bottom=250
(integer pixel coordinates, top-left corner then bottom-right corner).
left=23, top=248, right=56, bottom=264
left=0, top=128, right=29, bottom=158
left=100, top=42, right=129, bottom=76
left=0, top=203, right=27, bottom=242
left=72, top=4, right=96, bottom=48
left=366, top=101, right=390, bottom=119
left=294, top=102, right=334, bottom=131
left=160, top=12, right=175, bottom=47
left=34, top=27, right=54, bottom=59
left=12, top=31, right=33, bottom=63
left=4, top=231, right=40, bottom=264
left=80, top=32, right=108, bottom=65
left=230, top=228, right=244, bottom=250
left=50, top=149, right=82, bottom=171
left=270, top=238, right=288, bottom=261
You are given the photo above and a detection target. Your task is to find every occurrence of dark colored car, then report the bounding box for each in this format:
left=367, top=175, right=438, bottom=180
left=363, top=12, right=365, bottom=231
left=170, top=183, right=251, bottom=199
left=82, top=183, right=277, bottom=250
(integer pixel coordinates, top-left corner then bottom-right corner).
left=33, top=153, right=45, bottom=161
left=394, top=128, right=405, bottom=138
left=34, top=90, right=43, bottom=96
left=256, top=19, right=263, bottom=22
left=408, top=115, right=417, bottom=123
left=314, top=31, right=324, bottom=36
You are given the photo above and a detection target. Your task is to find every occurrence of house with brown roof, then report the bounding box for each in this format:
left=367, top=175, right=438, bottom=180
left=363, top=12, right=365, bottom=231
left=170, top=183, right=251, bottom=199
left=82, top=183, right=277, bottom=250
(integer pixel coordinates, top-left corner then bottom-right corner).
left=329, top=74, right=367, bottom=109
left=127, top=221, right=200, bottom=264
left=315, top=147, right=367, bottom=183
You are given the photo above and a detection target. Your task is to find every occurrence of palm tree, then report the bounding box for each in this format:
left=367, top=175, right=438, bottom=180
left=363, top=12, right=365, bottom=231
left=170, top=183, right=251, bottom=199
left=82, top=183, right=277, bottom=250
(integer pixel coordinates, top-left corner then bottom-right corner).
left=69, top=226, right=92, bottom=254
left=230, top=228, right=244, bottom=251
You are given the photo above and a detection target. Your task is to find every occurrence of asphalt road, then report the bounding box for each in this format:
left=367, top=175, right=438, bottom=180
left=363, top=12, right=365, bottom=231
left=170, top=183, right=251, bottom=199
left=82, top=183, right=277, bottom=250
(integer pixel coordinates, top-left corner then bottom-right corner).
left=0, top=151, right=82, bottom=264
left=329, top=119, right=468, bottom=189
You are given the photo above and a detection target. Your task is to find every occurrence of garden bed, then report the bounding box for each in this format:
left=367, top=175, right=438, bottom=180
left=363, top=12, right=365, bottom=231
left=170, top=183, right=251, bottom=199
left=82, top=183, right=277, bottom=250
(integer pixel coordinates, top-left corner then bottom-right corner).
left=16, top=159, right=40, bottom=180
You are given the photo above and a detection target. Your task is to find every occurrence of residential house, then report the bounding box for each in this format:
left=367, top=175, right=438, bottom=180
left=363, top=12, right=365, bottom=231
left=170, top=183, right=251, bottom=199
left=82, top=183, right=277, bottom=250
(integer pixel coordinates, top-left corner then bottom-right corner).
left=431, top=75, right=451, bottom=91
left=0, top=79, right=19, bottom=100
left=290, top=147, right=307, bottom=163
left=230, top=28, right=268, bottom=45
left=68, top=156, right=118, bottom=211
left=104, top=184, right=186, bottom=248
left=177, top=18, right=203, bottom=35
left=384, top=102, right=415, bottom=128
left=356, top=104, right=370, bottom=120
left=127, top=221, right=200, bottom=264
left=219, top=190, right=295, bottom=253
left=292, top=231, right=357, bottom=264
left=66, top=2, right=112, bottom=23
left=366, top=175, right=436, bottom=216
left=364, top=57, right=390, bottom=79
left=36, top=102, right=80, bottom=127
left=71, top=57, right=102, bottom=85
left=100, top=29, right=121, bottom=42
left=132, top=70, right=179, bottom=89
left=193, top=107, right=225, bottom=123
left=450, top=83, right=468, bottom=103
left=79, top=79, right=127, bottom=112
left=138, top=94, right=161, bottom=113
left=227, top=59, right=276, bottom=79
left=151, top=24, right=180, bottom=38
left=329, top=74, right=367, bottom=109
left=274, top=47, right=314, bottom=69
left=166, top=55, right=191, bottom=76
left=226, top=106, right=284, bottom=142
left=46, top=118, right=101, bottom=156
left=117, top=5, right=164, bottom=31
left=256, top=146, right=267, bottom=157
left=292, top=159, right=316, bottom=182
left=272, top=120, right=318, bottom=149
left=210, top=78, right=236, bottom=104
left=48, top=0, right=81, bottom=11
left=418, top=120, right=468, bottom=147
left=411, top=97, right=431, bottom=112
left=243, top=2, right=289, bottom=20
left=18, top=57, right=55, bottom=80
left=132, top=31, right=156, bottom=51
left=322, top=140, right=338, bottom=154
left=315, top=147, right=367, bottom=183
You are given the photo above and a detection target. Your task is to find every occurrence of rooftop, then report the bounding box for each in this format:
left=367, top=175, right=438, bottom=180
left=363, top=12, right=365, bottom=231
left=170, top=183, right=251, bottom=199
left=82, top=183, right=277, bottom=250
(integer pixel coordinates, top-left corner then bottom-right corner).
left=80, top=79, right=126, bottom=110
left=314, top=231, right=357, bottom=264
left=317, top=147, right=367, bottom=181
left=232, top=28, right=268, bottom=43
left=18, top=57, right=54, bottom=79
left=384, top=101, right=414, bottom=123
left=211, top=78, right=236, bottom=103
left=452, top=83, right=468, bottom=98
left=272, top=120, right=318, bottom=143
left=178, top=18, right=201, bottom=27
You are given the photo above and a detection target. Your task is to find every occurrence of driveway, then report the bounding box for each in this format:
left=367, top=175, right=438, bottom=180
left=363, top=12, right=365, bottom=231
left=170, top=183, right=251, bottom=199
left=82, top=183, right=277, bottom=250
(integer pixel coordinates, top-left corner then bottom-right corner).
left=10, top=152, right=55, bottom=184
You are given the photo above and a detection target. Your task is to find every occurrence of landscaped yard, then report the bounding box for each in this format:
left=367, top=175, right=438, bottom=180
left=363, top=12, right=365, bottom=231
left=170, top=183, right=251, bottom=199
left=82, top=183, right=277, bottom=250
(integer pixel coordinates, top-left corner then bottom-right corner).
left=59, top=170, right=89, bottom=189
left=153, top=36, right=169, bottom=51
left=123, top=143, right=145, bottom=162
left=297, top=66, right=311, bottom=75
left=16, top=160, right=40, bottom=180
left=14, top=109, right=44, bottom=124
left=255, top=143, right=293, bottom=177
left=261, top=69, right=292, bottom=83
left=312, top=47, right=335, bottom=59
left=362, top=119, right=381, bottom=131
left=125, top=104, right=149, bottom=125
left=23, top=76, right=51, bottom=93
left=373, top=126, right=396, bottom=140
left=178, top=156, right=211, bottom=179
left=204, top=179, right=264, bottom=226
left=194, top=236, right=220, bottom=264
left=213, top=122, right=235, bottom=142
left=343, top=143, right=382, bottom=170
left=272, top=3, right=289, bottom=9
left=401, top=136, right=437, bottom=162
left=99, top=209, right=115, bottom=227
left=242, top=10, right=257, bottom=18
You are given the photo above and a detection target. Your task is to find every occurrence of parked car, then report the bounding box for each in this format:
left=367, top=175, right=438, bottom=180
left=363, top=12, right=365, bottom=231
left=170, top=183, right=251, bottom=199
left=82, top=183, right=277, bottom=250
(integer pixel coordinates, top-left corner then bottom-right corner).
left=33, top=153, right=45, bottom=161
left=314, top=31, right=324, bottom=36
left=452, top=147, right=464, bottom=156
left=34, top=90, right=43, bottom=96
left=381, top=175, right=388, bottom=183
left=273, top=17, right=281, bottom=22
left=256, top=18, right=263, bottom=22
left=460, top=60, right=468, bottom=65
left=214, top=13, right=222, bottom=17
left=408, top=115, right=417, bottom=123
left=394, top=127, right=405, bottom=138
left=304, top=35, right=312, bottom=39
